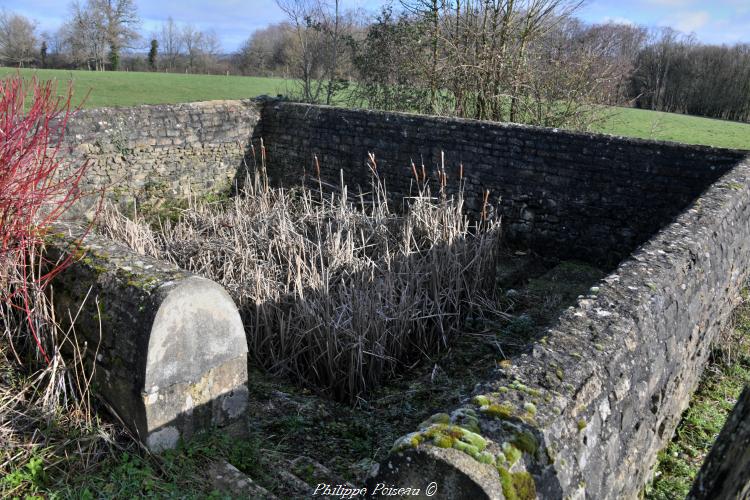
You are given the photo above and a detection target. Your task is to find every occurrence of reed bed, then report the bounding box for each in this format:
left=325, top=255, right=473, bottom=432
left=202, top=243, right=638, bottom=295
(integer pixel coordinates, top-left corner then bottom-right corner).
left=100, top=160, right=503, bottom=401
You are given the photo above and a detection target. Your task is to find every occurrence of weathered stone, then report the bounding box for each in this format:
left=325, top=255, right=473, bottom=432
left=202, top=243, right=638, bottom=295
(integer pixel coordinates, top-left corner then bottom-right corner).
left=49, top=223, right=249, bottom=451
left=56, top=99, right=261, bottom=217
left=208, top=460, right=277, bottom=499
left=367, top=162, right=750, bottom=498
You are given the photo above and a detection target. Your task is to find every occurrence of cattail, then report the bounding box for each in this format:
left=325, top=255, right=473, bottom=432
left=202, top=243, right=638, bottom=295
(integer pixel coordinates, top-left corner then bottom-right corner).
left=481, top=189, right=490, bottom=222
left=411, top=160, right=419, bottom=183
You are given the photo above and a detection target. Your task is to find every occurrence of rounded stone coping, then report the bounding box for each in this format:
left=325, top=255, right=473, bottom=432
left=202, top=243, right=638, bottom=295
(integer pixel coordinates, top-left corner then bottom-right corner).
left=145, top=276, right=247, bottom=393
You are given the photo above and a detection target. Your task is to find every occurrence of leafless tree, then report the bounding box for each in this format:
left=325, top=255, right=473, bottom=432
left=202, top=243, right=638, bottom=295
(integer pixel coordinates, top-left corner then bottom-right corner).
left=276, top=0, right=329, bottom=102
left=0, top=10, right=37, bottom=67
left=89, top=0, right=140, bottom=70
left=59, top=0, right=138, bottom=70
left=159, top=17, right=183, bottom=70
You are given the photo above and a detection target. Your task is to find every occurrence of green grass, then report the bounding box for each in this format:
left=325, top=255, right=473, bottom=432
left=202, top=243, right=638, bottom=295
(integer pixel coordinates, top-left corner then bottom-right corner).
left=0, top=67, right=291, bottom=109
left=646, top=292, right=750, bottom=499
left=2, top=66, right=749, bottom=150
left=597, top=106, right=750, bottom=150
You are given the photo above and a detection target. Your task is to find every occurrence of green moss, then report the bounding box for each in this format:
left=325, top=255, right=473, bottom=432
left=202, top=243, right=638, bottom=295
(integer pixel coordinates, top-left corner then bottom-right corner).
left=433, top=435, right=453, bottom=448
left=577, top=419, right=587, bottom=431
left=512, top=431, right=539, bottom=455
left=472, top=395, right=491, bottom=407
left=510, top=381, right=542, bottom=398
left=392, top=423, right=487, bottom=460
left=497, top=467, right=536, bottom=500
left=498, top=466, right=517, bottom=500
left=511, top=471, right=537, bottom=500
left=452, top=440, right=480, bottom=458
left=482, top=403, right=515, bottom=419
left=419, top=413, right=451, bottom=429
left=555, top=368, right=564, bottom=381
left=502, top=442, right=522, bottom=466
left=477, top=451, right=495, bottom=465
left=523, top=403, right=537, bottom=416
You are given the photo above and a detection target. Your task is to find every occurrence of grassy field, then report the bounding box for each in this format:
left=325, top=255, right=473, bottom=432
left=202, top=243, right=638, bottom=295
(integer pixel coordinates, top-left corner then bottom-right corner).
left=598, top=107, right=750, bottom=150
left=0, top=67, right=292, bottom=109
left=2, top=66, right=749, bottom=149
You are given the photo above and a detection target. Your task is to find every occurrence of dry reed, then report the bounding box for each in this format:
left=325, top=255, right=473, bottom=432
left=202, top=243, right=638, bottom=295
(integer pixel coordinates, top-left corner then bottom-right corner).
left=100, top=157, right=502, bottom=401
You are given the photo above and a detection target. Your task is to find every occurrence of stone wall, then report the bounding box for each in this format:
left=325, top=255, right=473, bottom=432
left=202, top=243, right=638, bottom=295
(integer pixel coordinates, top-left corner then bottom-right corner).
left=257, top=102, right=747, bottom=266
left=368, top=161, right=750, bottom=499
left=58, top=99, right=261, bottom=215
left=50, top=98, right=750, bottom=493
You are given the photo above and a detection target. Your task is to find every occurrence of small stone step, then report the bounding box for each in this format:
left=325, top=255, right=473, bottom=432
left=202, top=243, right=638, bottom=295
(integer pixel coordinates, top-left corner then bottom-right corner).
left=208, top=460, right=277, bottom=499
left=289, top=455, right=357, bottom=491
left=275, top=468, right=315, bottom=498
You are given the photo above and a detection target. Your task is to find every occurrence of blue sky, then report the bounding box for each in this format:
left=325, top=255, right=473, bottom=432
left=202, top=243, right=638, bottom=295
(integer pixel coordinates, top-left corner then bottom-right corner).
left=2, top=0, right=748, bottom=51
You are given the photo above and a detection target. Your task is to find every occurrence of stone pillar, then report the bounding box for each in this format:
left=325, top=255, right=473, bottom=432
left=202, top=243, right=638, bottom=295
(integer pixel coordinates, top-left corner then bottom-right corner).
left=50, top=224, right=249, bottom=451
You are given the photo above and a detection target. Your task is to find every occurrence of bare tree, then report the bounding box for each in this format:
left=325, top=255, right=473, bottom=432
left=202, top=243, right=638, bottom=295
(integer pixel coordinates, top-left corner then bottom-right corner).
left=235, top=22, right=296, bottom=76
left=181, top=24, right=203, bottom=72
left=0, top=10, right=38, bottom=67
left=60, top=0, right=138, bottom=70
left=159, top=16, right=183, bottom=70
left=61, top=1, right=108, bottom=70
left=276, top=0, right=329, bottom=102
left=89, top=0, right=140, bottom=70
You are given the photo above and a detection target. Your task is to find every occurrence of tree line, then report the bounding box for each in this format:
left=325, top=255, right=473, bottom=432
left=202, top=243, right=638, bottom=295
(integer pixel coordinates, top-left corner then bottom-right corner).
left=1, top=1, right=748, bottom=125
left=0, top=2, right=226, bottom=74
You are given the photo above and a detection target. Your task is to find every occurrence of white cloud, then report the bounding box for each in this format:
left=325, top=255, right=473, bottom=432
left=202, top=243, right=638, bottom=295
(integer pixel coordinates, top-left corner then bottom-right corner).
left=602, top=16, right=635, bottom=26
left=662, top=11, right=711, bottom=33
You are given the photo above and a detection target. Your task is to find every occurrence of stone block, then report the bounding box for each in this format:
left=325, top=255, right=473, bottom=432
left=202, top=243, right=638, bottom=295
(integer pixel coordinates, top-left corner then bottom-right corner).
left=49, top=224, right=249, bottom=451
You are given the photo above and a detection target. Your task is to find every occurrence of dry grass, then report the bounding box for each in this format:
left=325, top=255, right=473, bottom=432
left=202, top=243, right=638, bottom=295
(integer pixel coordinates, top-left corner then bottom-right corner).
left=100, top=157, right=503, bottom=401
left=0, top=278, right=124, bottom=496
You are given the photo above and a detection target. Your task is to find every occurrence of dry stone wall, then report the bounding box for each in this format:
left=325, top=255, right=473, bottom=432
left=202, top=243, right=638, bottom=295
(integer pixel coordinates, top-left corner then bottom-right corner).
left=51, top=98, right=750, bottom=494
left=58, top=99, right=261, bottom=215
left=368, top=161, right=750, bottom=499
left=257, top=102, right=746, bottom=267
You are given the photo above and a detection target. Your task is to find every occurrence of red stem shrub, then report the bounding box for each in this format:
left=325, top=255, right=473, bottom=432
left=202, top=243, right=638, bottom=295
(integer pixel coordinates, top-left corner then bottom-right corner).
left=0, top=75, right=89, bottom=363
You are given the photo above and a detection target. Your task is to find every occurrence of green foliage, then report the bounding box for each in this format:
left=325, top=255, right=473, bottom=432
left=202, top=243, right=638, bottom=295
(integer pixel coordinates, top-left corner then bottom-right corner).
left=148, top=39, right=158, bottom=71
left=108, top=45, right=120, bottom=72
left=2, top=454, right=48, bottom=493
